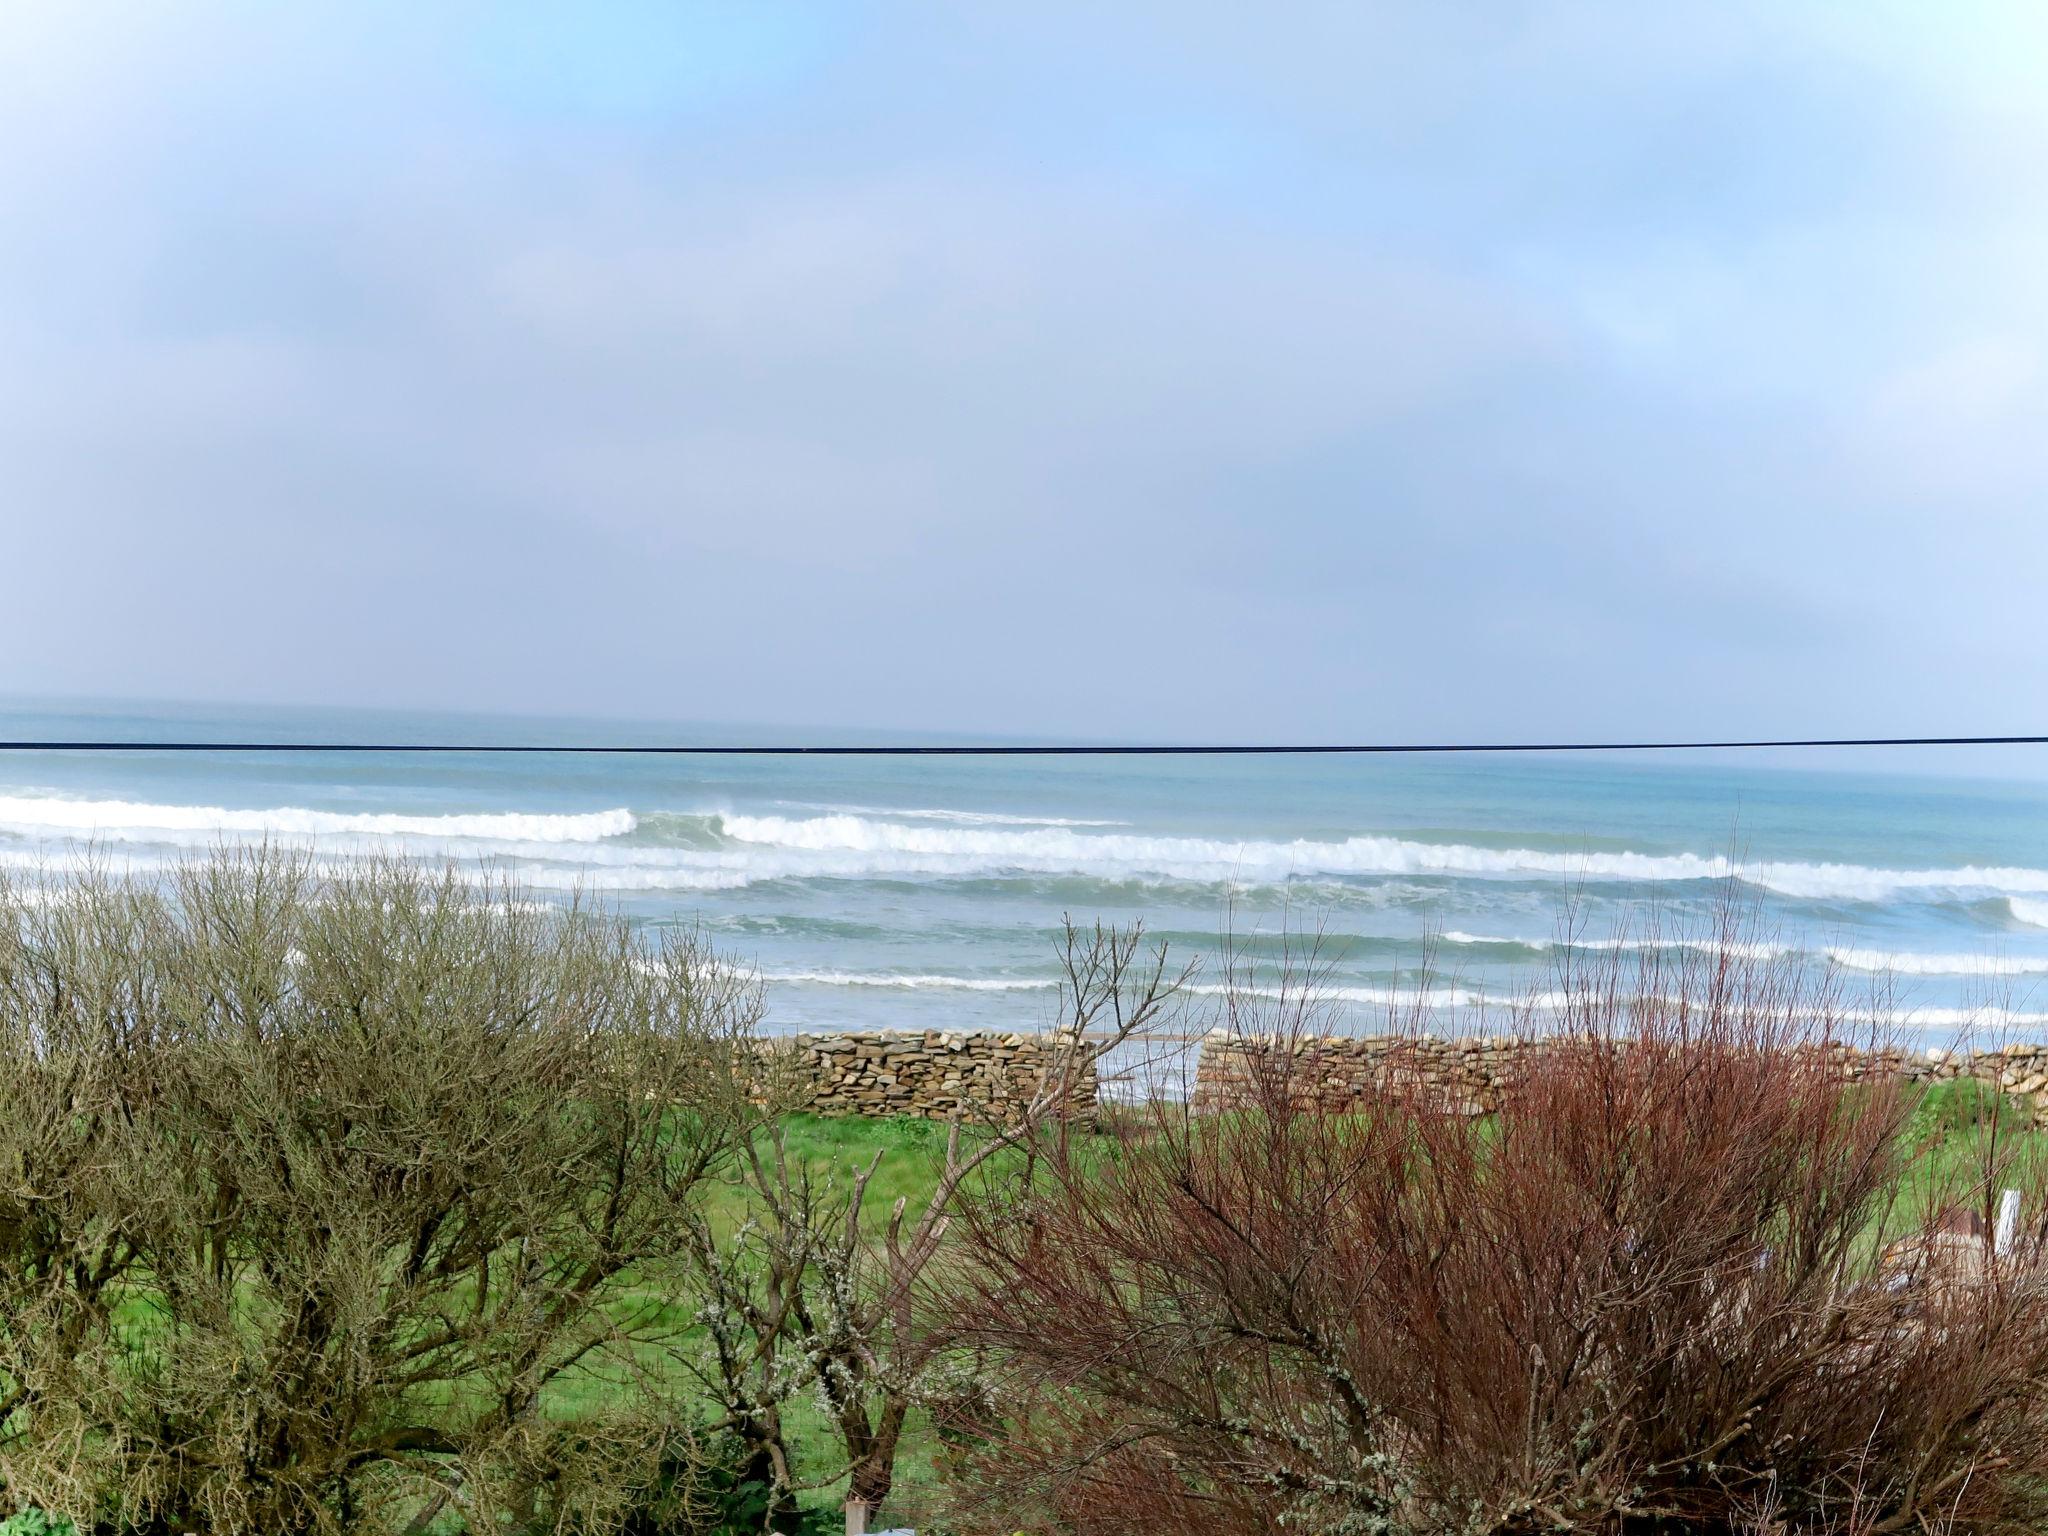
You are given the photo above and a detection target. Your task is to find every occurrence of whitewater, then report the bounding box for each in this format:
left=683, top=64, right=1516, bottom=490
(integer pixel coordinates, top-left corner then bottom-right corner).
left=5, top=697, right=2048, bottom=1039
left=12, top=797, right=2048, bottom=909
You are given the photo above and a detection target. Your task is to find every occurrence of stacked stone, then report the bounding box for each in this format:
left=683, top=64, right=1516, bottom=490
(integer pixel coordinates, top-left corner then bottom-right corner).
left=756, top=1029, right=2048, bottom=1128
left=1911, top=1047, right=1966, bottom=1083
left=1191, top=1031, right=1539, bottom=1118
left=1192, top=1033, right=2048, bottom=1126
left=784, top=1028, right=1097, bottom=1122
left=1974, top=1043, right=2048, bottom=1124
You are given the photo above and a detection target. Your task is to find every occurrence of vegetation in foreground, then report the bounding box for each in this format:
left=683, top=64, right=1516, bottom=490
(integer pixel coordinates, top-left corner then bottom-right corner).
left=0, top=854, right=1172, bottom=1535
left=941, top=951, right=2048, bottom=1536
left=1, top=855, right=2047, bottom=1535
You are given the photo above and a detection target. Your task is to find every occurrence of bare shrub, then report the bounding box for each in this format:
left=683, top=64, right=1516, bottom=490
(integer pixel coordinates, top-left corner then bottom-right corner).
left=0, top=852, right=756, bottom=1536
left=0, top=867, right=175, bottom=1480
left=941, top=922, right=2048, bottom=1536
left=677, top=919, right=1191, bottom=1526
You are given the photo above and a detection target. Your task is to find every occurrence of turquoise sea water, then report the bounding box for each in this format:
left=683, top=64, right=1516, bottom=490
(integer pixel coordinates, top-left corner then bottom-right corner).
left=5, top=697, right=2048, bottom=1046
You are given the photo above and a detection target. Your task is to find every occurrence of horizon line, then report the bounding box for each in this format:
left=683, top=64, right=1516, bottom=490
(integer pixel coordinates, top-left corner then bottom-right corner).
left=1, top=735, right=2045, bottom=756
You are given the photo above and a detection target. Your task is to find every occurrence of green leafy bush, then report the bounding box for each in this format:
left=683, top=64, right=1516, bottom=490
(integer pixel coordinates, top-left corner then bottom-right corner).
left=0, top=1511, right=78, bottom=1536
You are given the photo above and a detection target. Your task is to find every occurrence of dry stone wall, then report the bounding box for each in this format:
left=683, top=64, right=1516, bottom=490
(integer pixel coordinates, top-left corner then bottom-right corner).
left=776, top=1028, right=1097, bottom=1122
left=1981, top=1043, right=2048, bottom=1105
left=1191, top=1031, right=2048, bottom=1125
left=766, top=1029, right=2048, bottom=1128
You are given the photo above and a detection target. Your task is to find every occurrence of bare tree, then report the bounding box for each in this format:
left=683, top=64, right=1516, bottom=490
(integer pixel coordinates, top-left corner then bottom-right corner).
left=0, top=866, right=175, bottom=1473
left=0, top=853, right=758, bottom=1536
left=681, top=918, right=1193, bottom=1525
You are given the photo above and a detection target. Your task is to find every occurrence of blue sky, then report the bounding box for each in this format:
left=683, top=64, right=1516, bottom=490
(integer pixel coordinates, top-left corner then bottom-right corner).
left=3, top=3, right=2046, bottom=746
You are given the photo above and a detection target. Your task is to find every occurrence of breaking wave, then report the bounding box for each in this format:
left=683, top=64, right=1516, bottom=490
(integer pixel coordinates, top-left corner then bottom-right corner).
left=746, top=966, right=2048, bottom=1032
left=7, top=800, right=2048, bottom=919
left=781, top=803, right=1126, bottom=827
left=1439, top=932, right=2048, bottom=977
left=716, top=813, right=2048, bottom=904
left=0, top=795, right=634, bottom=845
left=1438, top=931, right=1792, bottom=960
left=763, top=970, right=1058, bottom=993
left=1822, top=947, right=2048, bottom=977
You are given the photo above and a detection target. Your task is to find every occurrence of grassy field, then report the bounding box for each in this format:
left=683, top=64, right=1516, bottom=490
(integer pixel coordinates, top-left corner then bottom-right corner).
left=89, top=1087, right=2048, bottom=1533
left=558, top=1114, right=1009, bottom=1525
left=770, top=1081, right=2048, bottom=1213
left=629, top=1084, right=2048, bottom=1522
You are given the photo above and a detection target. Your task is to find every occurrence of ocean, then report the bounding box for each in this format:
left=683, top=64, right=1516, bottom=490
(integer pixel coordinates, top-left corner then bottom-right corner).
left=5, top=696, right=2048, bottom=1046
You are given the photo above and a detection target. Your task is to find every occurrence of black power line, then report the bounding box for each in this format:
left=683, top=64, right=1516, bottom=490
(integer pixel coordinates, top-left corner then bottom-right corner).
left=0, top=735, right=2045, bottom=756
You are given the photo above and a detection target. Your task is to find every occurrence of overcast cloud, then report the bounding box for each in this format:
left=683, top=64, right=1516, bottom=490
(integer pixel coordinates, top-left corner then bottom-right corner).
left=3, top=3, right=2046, bottom=743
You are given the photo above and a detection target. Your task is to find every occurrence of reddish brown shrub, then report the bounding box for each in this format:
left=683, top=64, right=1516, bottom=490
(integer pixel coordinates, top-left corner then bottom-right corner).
left=941, top=933, right=2048, bottom=1536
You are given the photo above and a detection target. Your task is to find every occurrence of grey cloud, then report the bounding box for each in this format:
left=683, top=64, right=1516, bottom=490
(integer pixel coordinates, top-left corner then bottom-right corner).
left=2, top=2, right=2046, bottom=746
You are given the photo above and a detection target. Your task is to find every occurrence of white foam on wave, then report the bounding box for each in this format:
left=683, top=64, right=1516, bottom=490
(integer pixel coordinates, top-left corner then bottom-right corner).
left=763, top=969, right=1057, bottom=993
left=1441, top=931, right=2048, bottom=978
left=9, top=798, right=2048, bottom=914
left=0, top=847, right=757, bottom=901
left=0, top=795, right=635, bottom=845
left=482, top=864, right=755, bottom=893
left=1185, top=980, right=1567, bottom=1010
left=788, top=803, right=1126, bottom=828
left=1439, top=931, right=1792, bottom=960
left=1192, top=984, right=2048, bottom=1032
left=750, top=965, right=2048, bottom=1030
left=1823, top=947, right=2048, bottom=977
left=1839, top=1004, right=2048, bottom=1030
left=756, top=969, right=1550, bottom=1010
left=718, top=813, right=2048, bottom=904
left=720, top=813, right=1740, bottom=884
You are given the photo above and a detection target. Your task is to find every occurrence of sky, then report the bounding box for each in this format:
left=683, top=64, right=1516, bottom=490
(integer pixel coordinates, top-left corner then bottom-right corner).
left=3, top=3, right=2047, bottom=746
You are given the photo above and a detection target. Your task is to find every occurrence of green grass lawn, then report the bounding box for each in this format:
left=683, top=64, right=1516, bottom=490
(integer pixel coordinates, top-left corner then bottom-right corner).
left=77, top=1089, right=2048, bottom=1532
left=628, top=1089, right=2048, bottom=1520
left=558, top=1114, right=996, bottom=1523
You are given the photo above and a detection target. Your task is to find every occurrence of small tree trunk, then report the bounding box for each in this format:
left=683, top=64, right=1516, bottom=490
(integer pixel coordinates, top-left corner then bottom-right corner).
left=734, top=1415, right=803, bottom=1532
left=844, top=1391, right=910, bottom=1511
